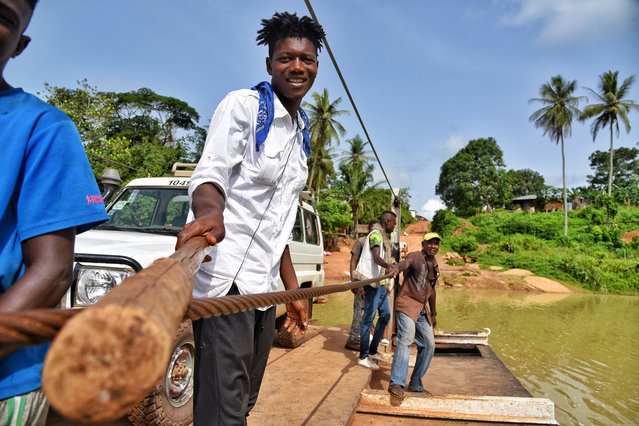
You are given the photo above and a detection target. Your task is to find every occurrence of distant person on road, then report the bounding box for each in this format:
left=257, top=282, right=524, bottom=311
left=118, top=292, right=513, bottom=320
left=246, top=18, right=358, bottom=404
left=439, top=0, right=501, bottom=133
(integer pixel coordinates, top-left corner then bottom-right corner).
left=387, top=232, right=441, bottom=398
left=355, top=211, right=399, bottom=370
left=175, top=12, right=326, bottom=425
left=345, top=220, right=379, bottom=351
left=0, top=0, right=108, bottom=424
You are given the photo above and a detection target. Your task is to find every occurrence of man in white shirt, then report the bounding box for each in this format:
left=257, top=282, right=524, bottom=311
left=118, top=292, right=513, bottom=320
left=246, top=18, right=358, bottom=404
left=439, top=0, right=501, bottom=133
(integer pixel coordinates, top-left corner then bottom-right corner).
left=176, top=12, right=325, bottom=426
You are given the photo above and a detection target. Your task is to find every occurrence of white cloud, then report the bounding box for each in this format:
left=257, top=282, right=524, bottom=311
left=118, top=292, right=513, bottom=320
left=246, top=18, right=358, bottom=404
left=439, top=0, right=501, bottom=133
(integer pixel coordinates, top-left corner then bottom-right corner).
left=444, top=133, right=466, bottom=155
left=420, top=198, right=446, bottom=221
left=501, top=0, right=639, bottom=45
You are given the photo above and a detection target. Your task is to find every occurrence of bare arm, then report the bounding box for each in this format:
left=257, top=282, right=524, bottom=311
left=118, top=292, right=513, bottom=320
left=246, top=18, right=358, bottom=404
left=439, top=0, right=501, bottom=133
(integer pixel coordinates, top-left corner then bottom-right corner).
left=371, top=245, right=390, bottom=269
left=428, top=286, right=437, bottom=328
left=280, top=246, right=308, bottom=334
left=0, top=228, right=75, bottom=312
left=349, top=253, right=360, bottom=281
left=372, top=245, right=399, bottom=277
left=175, top=183, right=226, bottom=250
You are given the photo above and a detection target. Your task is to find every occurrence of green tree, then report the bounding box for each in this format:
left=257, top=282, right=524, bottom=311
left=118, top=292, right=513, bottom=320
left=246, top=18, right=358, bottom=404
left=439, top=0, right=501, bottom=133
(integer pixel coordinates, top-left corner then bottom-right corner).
left=42, top=80, right=117, bottom=148
left=431, top=209, right=462, bottom=238
left=581, top=71, right=639, bottom=197
left=358, top=187, right=398, bottom=225
left=612, top=182, right=639, bottom=207
left=435, top=137, right=508, bottom=217
left=529, top=75, right=584, bottom=235
left=316, top=196, right=352, bottom=249
left=337, top=135, right=373, bottom=170
left=507, top=169, right=546, bottom=199
left=42, top=80, right=136, bottom=181
left=107, top=87, right=202, bottom=147
left=337, top=162, right=375, bottom=233
left=43, top=81, right=204, bottom=182
left=587, top=147, right=639, bottom=190
left=308, top=144, right=336, bottom=198
left=303, top=89, right=348, bottom=194
left=351, top=186, right=416, bottom=229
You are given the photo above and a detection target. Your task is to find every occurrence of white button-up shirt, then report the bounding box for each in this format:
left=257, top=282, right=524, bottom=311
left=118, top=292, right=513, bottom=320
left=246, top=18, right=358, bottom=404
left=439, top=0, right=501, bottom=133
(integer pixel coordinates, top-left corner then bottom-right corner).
left=188, top=89, right=308, bottom=299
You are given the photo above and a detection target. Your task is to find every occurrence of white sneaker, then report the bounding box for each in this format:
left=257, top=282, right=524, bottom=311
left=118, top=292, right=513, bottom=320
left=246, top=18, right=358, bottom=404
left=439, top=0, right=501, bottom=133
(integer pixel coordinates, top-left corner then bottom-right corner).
left=358, top=357, right=380, bottom=370
left=369, top=352, right=388, bottom=363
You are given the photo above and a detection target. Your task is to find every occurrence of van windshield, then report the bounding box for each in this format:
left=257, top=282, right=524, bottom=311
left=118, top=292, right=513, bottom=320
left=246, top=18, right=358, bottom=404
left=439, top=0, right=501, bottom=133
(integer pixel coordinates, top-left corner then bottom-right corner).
left=97, top=187, right=189, bottom=235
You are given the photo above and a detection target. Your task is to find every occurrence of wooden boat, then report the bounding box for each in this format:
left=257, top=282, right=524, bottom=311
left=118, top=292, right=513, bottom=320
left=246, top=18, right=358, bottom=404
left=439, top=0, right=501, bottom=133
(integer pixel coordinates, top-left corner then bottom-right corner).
left=352, top=329, right=559, bottom=425
left=434, top=327, right=492, bottom=346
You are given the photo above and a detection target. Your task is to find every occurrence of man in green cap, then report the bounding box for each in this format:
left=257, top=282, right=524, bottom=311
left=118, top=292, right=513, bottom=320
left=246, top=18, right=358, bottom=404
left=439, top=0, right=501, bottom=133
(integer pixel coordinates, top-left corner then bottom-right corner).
left=387, top=232, right=441, bottom=398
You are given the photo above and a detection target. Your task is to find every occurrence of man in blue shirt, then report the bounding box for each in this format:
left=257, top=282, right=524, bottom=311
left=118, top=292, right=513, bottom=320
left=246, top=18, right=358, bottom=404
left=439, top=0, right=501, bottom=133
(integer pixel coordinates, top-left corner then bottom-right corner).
left=0, top=0, right=108, bottom=424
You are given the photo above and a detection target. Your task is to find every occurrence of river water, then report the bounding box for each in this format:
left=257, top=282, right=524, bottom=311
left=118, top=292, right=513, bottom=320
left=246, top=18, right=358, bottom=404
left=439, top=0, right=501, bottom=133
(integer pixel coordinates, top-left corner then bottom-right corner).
left=312, top=285, right=639, bottom=425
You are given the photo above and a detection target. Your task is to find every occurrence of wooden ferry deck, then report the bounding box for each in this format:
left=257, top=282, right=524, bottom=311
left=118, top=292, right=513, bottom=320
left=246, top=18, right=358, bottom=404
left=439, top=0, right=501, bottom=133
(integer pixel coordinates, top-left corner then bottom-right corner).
left=250, top=325, right=557, bottom=425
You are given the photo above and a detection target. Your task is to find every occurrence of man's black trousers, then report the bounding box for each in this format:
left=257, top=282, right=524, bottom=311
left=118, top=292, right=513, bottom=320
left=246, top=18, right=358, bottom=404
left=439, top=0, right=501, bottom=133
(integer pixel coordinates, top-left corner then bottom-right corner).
left=192, top=284, right=276, bottom=425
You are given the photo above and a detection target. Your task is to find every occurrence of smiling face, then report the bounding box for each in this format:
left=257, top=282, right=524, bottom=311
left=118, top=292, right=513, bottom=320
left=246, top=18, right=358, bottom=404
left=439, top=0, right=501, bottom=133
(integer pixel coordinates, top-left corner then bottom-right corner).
left=0, top=0, right=32, bottom=89
left=266, top=37, right=318, bottom=116
left=422, top=238, right=440, bottom=257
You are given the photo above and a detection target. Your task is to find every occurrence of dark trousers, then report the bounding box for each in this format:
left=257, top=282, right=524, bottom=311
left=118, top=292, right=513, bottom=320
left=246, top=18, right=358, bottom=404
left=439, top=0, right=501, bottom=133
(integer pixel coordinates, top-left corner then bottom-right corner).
left=192, top=284, right=276, bottom=426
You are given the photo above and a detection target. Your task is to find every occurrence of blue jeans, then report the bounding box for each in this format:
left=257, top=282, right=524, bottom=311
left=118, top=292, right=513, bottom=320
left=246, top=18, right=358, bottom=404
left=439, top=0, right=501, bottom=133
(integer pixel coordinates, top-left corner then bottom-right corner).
left=389, top=310, right=435, bottom=391
left=359, top=285, right=390, bottom=359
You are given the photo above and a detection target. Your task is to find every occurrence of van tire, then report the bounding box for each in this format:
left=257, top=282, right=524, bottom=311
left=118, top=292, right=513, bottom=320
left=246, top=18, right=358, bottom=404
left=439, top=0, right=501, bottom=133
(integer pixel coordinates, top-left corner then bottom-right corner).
left=128, top=320, right=194, bottom=426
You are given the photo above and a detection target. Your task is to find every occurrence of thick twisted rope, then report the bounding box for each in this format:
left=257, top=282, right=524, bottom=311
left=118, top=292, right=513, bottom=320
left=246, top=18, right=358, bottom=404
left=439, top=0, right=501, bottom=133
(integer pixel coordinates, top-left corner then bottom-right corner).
left=185, top=274, right=390, bottom=319
left=0, top=274, right=391, bottom=353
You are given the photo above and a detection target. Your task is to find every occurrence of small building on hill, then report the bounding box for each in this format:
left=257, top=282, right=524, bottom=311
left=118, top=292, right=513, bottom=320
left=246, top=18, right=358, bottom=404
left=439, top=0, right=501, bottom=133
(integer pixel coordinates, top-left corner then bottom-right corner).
left=511, top=194, right=537, bottom=213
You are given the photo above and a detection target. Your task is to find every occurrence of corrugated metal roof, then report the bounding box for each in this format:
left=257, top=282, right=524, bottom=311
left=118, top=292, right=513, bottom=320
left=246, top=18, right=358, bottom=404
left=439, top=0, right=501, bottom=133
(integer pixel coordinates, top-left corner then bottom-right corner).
left=512, top=195, right=537, bottom=201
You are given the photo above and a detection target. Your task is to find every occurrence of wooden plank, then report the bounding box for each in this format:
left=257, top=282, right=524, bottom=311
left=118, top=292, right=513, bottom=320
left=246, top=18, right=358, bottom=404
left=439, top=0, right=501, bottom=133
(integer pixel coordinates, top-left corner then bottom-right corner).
left=357, top=390, right=558, bottom=424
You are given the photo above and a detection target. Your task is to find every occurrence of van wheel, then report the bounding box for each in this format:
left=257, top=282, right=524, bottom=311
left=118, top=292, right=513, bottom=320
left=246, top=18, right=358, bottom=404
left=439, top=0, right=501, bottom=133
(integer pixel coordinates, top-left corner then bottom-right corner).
left=275, top=313, right=307, bottom=348
left=128, top=320, right=194, bottom=426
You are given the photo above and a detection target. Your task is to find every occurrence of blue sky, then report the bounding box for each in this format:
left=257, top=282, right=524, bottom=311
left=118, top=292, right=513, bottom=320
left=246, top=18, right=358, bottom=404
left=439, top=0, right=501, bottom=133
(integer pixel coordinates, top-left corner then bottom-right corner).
left=11, top=0, right=639, bottom=219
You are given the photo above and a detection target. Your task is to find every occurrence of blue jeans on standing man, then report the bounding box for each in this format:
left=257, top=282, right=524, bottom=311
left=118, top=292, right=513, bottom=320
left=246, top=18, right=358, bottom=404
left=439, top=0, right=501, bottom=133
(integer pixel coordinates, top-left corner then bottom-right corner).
left=359, top=285, right=390, bottom=360
left=389, top=310, right=435, bottom=391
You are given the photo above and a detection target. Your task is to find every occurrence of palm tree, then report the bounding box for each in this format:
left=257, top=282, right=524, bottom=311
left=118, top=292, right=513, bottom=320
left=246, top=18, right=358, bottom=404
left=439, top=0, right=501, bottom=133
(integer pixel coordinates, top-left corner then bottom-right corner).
left=337, top=135, right=374, bottom=170
left=580, top=71, right=639, bottom=197
left=339, top=162, right=375, bottom=233
left=529, top=75, right=584, bottom=236
left=310, top=144, right=335, bottom=196
left=303, top=89, right=348, bottom=194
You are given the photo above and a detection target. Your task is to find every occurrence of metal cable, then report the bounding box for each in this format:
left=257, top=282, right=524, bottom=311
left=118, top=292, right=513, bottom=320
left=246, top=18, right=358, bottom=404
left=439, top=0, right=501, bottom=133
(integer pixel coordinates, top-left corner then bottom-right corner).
left=0, top=274, right=391, bottom=351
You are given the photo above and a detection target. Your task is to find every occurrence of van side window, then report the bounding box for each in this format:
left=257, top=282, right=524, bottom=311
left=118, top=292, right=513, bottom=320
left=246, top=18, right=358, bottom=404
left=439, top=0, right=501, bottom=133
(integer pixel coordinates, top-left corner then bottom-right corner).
left=292, top=208, right=303, bottom=242
left=302, top=209, right=319, bottom=245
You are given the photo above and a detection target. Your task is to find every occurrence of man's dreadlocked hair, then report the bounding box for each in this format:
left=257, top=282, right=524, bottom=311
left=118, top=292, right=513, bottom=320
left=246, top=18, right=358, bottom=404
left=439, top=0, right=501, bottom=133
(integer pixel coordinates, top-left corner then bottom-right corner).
left=256, top=12, right=326, bottom=57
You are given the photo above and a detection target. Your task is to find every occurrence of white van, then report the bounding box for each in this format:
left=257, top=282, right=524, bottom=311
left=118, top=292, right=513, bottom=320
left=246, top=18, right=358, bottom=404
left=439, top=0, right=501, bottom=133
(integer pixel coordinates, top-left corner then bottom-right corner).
left=63, top=165, right=324, bottom=425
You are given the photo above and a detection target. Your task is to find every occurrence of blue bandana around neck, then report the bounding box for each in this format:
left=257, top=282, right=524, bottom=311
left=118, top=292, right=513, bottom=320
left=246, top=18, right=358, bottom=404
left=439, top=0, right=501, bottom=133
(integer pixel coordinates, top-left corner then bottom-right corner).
left=251, top=81, right=311, bottom=157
